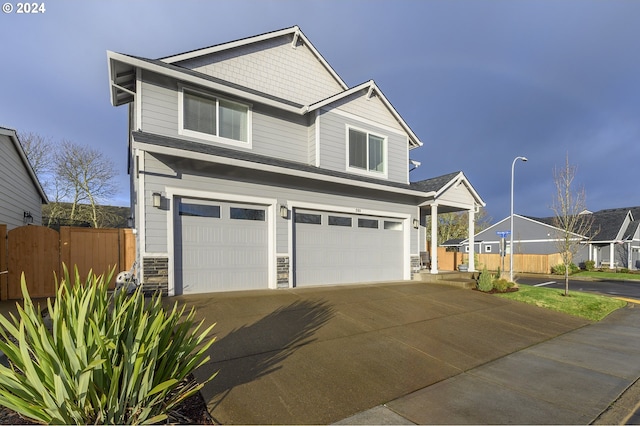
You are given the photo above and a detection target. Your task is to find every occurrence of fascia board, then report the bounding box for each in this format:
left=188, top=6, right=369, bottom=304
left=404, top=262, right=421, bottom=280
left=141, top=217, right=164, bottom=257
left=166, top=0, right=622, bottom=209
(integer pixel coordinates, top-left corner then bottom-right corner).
left=107, top=51, right=304, bottom=115
left=132, top=139, right=431, bottom=199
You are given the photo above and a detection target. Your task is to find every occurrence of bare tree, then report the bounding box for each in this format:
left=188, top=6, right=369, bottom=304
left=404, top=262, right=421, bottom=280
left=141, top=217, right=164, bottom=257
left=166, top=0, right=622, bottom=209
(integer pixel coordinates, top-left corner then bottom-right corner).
left=426, top=207, right=492, bottom=245
left=54, top=140, right=117, bottom=227
left=18, top=131, right=53, bottom=191
left=551, top=154, right=596, bottom=296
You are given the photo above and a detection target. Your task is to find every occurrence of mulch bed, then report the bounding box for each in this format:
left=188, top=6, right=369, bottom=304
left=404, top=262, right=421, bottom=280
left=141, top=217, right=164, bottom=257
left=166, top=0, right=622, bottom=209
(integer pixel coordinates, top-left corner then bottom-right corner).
left=0, top=386, right=213, bottom=425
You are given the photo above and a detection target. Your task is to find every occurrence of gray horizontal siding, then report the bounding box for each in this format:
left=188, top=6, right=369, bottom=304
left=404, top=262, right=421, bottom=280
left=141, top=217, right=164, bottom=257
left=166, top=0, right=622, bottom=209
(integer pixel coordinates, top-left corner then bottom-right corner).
left=0, top=135, right=43, bottom=229
left=143, top=152, right=417, bottom=254
left=140, top=71, right=309, bottom=164
left=318, top=109, right=408, bottom=185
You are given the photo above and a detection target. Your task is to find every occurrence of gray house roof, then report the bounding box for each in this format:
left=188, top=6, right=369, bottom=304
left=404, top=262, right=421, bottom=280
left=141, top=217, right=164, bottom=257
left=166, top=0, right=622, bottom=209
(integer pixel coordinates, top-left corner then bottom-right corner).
left=410, top=172, right=462, bottom=193
left=532, top=207, right=640, bottom=242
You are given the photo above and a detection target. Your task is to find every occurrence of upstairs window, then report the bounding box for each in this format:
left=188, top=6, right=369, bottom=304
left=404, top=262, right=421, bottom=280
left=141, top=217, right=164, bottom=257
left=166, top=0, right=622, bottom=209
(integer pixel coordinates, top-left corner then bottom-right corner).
left=180, top=87, right=250, bottom=146
left=348, top=128, right=386, bottom=175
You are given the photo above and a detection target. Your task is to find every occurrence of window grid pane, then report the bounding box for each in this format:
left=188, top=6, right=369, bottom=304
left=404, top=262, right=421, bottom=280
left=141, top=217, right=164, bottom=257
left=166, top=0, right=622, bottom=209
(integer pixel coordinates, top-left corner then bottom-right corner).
left=368, top=135, right=384, bottom=172
left=295, top=213, right=322, bottom=224
left=328, top=216, right=352, bottom=227
left=358, top=218, right=378, bottom=229
left=184, top=92, right=216, bottom=135
left=219, top=99, right=248, bottom=142
left=230, top=207, right=265, bottom=221
left=349, top=129, right=367, bottom=169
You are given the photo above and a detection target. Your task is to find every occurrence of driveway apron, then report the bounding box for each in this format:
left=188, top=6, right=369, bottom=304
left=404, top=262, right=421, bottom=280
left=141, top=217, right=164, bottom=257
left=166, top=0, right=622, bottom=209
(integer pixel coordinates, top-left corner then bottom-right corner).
left=169, top=281, right=591, bottom=425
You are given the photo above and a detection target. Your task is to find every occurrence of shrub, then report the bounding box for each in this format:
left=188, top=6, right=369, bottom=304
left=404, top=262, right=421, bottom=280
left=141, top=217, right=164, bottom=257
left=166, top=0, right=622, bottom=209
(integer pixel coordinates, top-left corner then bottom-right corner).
left=584, top=260, right=595, bottom=271
left=477, top=267, right=494, bottom=292
left=551, top=263, right=580, bottom=275
left=621, top=268, right=630, bottom=274
left=0, top=265, right=216, bottom=425
left=492, top=278, right=514, bottom=293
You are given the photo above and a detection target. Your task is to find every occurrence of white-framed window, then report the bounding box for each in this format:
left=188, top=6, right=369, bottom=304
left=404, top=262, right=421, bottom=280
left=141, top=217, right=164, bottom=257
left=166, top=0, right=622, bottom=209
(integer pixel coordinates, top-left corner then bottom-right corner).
left=347, top=126, right=387, bottom=177
left=179, top=86, right=251, bottom=147
left=485, top=245, right=492, bottom=253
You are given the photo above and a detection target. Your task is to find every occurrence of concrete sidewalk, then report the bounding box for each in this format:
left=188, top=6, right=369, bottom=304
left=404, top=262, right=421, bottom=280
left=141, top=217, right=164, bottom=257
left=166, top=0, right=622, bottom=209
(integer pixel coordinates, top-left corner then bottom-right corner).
left=168, top=281, right=640, bottom=424
left=337, top=303, right=640, bottom=425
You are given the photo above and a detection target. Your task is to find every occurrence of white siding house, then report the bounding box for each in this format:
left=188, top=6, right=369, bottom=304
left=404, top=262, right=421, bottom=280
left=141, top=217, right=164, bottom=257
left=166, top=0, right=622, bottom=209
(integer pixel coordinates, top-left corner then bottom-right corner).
left=107, top=26, right=485, bottom=295
left=0, top=127, right=48, bottom=230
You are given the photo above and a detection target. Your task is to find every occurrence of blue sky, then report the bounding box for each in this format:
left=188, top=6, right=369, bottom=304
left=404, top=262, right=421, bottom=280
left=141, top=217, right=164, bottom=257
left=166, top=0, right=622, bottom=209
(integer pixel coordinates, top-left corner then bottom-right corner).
left=1, top=0, right=639, bottom=222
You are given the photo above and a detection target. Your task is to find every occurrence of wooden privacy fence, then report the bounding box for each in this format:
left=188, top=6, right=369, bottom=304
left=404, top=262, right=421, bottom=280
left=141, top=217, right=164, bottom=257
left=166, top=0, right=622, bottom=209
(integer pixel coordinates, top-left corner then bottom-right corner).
left=0, top=225, right=135, bottom=300
left=436, top=247, right=563, bottom=274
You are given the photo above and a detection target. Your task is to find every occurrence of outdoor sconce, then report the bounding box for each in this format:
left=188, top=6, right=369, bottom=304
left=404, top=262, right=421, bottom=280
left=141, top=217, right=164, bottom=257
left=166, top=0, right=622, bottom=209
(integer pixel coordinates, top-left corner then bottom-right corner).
left=413, top=218, right=419, bottom=229
left=127, top=216, right=134, bottom=228
left=280, top=205, right=288, bottom=219
left=23, top=211, right=33, bottom=224
left=152, top=192, right=162, bottom=208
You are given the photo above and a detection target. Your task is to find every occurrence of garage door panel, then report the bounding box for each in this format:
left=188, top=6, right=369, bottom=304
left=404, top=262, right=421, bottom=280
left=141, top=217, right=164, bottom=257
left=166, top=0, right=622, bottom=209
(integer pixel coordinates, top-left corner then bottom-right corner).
left=175, top=198, right=268, bottom=294
left=294, top=209, right=404, bottom=286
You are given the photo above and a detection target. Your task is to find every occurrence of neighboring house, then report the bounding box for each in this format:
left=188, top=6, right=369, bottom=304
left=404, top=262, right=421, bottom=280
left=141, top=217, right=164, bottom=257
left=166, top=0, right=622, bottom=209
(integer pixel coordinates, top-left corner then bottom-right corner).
left=458, top=214, right=584, bottom=256
left=584, top=207, right=640, bottom=269
left=107, top=26, right=485, bottom=295
left=0, top=127, right=48, bottom=230
left=456, top=207, right=640, bottom=270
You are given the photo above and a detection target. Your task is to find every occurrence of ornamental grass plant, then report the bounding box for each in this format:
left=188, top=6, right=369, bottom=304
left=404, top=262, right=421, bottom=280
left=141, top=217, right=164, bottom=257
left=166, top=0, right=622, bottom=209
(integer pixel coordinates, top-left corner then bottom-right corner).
left=0, top=265, right=216, bottom=425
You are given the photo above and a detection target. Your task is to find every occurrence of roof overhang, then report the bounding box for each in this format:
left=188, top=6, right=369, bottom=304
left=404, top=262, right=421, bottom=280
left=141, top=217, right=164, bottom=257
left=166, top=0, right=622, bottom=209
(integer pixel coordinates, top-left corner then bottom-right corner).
left=107, top=51, right=306, bottom=114
left=131, top=134, right=434, bottom=201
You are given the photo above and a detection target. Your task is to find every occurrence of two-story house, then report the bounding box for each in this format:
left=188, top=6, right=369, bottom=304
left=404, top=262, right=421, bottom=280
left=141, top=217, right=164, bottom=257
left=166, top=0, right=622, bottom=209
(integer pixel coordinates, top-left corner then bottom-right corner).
left=107, top=26, right=485, bottom=295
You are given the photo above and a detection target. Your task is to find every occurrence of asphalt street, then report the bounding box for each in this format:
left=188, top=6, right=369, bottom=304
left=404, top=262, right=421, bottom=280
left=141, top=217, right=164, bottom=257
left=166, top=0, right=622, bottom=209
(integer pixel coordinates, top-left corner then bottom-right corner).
left=517, top=276, right=640, bottom=300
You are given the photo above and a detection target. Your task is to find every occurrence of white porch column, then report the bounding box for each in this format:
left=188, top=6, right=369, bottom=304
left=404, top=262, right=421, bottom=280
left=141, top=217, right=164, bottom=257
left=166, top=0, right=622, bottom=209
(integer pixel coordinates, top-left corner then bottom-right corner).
left=609, top=243, right=615, bottom=269
left=468, top=207, right=476, bottom=272
left=430, top=204, right=438, bottom=274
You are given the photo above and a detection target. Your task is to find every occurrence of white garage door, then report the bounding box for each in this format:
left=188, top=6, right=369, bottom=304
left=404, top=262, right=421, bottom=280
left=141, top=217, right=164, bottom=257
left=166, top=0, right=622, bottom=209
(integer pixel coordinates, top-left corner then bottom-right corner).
left=294, top=209, right=405, bottom=286
left=174, top=197, right=269, bottom=294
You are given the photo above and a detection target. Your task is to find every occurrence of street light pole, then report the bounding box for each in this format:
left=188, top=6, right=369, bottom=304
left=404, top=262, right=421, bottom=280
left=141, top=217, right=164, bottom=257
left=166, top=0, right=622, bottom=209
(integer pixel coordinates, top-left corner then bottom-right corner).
left=510, top=156, right=528, bottom=283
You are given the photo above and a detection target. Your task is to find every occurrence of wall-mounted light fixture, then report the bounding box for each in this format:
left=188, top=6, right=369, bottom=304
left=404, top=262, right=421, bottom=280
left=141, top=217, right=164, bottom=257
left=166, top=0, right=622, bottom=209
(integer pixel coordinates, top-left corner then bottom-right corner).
left=152, top=192, right=162, bottom=208
left=23, top=211, right=33, bottom=225
left=413, top=218, right=419, bottom=229
left=280, top=205, right=288, bottom=219
left=127, top=216, right=134, bottom=228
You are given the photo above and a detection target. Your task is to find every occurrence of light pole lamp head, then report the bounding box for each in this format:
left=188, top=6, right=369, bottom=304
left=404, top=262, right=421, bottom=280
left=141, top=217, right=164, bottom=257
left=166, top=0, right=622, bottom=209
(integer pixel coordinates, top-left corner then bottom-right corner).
left=521, top=157, right=528, bottom=162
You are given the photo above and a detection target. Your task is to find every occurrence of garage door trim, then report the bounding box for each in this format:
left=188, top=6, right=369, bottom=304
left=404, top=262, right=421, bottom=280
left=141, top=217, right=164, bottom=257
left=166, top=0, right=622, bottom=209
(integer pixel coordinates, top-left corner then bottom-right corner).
left=165, top=187, right=277, bottom=296
left=287, top=200, right=412, bottom=287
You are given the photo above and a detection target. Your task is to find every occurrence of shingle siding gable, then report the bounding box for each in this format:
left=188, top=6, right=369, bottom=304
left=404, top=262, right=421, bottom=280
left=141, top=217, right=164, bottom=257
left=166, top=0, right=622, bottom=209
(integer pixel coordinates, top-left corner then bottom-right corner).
left=174, top=34, right=344, bottom=106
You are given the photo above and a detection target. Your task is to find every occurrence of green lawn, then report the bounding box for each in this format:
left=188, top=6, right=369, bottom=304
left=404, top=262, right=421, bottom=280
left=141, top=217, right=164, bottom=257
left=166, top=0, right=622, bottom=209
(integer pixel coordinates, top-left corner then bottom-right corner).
left=495, top=284, right=627, bottom=321
left=573, top=271, right=640, bottom=281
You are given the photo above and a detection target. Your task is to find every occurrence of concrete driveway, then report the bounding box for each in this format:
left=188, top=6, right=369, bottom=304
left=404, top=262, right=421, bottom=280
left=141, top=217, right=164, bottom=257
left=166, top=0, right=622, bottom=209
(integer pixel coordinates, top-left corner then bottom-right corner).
left=169, top=281, right=589, bottom=425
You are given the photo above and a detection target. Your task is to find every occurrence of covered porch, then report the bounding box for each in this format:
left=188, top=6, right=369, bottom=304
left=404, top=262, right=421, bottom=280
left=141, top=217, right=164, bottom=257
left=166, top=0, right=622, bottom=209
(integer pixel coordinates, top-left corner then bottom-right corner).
left=411, top=171, right=485, bottom=274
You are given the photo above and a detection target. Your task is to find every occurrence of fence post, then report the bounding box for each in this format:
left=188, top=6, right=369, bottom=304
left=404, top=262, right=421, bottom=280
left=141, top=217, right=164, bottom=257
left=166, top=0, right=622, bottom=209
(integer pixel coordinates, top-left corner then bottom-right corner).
left=0, top=225, right=6, bottom=301
left=119, top=229, right=136, bottom=272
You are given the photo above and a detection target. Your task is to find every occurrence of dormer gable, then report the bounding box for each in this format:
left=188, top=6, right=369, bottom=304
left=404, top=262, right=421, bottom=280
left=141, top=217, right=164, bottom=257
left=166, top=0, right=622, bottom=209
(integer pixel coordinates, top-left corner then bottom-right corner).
left=308, top=80, right=422, bottom=149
